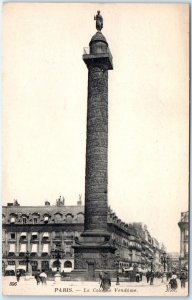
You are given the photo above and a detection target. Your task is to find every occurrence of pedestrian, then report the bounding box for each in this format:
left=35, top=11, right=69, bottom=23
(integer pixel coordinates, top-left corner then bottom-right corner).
left=100, top=272, right=111, bottom=291
left=146, top=271, right=150, bottom=283
left=169, top=273, right=178, bottom=292
left=35, top=271, right=41, bottom=285
left=136, top=272, right=140, bottom=282
left=180, top=272, right=186, bottom=288
left=150, top=272, right=154, bottom=285
left=140, top=272, right=143, bottom=281
left=16, top=270, right=21, bottom=282
left=40, top=270, right=47, bottom=285
left=116, top=273, right=120, bottom=285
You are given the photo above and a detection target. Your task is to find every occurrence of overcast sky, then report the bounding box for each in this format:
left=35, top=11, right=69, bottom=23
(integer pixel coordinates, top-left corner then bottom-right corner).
left=3, top=3, right=189, bottom=252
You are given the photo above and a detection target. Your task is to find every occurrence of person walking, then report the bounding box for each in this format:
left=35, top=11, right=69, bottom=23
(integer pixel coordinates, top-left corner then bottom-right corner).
left=40, top=270, right=47, bottom=285
left=146, top=271, right=150, bottom=283
left=136, top=272, right=140, bottom=283
left=150, top=272, right=154, bottom=285
left=116, top=273, right=120, bottom=285
left=169, top=273, right=178, bottom=292
left=180, top=272, right=187, bottom=288
left=35, top=271, right=41, bottom=285
left=16, top=270, right=21, bottom=282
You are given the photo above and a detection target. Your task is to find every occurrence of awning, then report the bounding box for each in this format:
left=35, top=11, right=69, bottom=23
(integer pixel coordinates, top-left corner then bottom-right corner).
left=5, top=265, right=15, bottom=271
left=42, top=244, right=49, bottom=253
left=16, top=265, right=26, bottom=271
left=43, top=232, right=49, bottom=238
left=20, top=244, right=27, bottom=253
left=20, top=232, right=27, bottom=237
left=44, top=217, right=49, bottom=222
left=124, top=267, right=133, bottom=271
left=137, top=268, right=143, bottom=272
left=31, top=244, right=38, bottom=253
left=10, top=217, right=15, bottom=223
left=9, top=244, right=16, bottom=253
left=32, top=232, right=38, bottom=236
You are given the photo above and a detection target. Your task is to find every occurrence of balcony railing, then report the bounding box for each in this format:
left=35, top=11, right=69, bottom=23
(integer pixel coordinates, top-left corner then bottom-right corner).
left=83, top=47, right=112, bottom=58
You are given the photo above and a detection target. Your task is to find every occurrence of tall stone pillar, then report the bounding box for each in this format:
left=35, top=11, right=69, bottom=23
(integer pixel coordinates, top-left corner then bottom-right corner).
left=72, top=12, right=116, bottom=281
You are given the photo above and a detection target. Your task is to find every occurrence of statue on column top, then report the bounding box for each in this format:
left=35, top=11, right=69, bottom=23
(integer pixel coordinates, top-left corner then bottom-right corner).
left=94, top=11, right=103, bottom=32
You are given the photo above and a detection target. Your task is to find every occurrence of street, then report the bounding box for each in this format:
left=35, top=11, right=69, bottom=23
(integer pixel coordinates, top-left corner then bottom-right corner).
left=3, top=276, right=188, bottom=296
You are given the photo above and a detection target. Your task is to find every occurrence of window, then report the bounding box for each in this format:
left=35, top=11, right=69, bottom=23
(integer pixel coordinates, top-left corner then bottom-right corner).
left=8, top=260, right=15, bottom=265
left=55, top=231, right=61, bottom=239
left=10, top=233, right=15, bottom=239
left=44, top=216, right=49, bottom=223
left=8, top=244, right=16, bottom=257
left=33, top=218, right=37, bottom=224
left=66, top=214, right=73, bottom=223
left=22, top=217, right=27, bottom=224
left=32, top=232, right=38, bottom=240
left=31, top=244, right=38, bottom=253
left=42, top=232, right=49, bottom=238
left=77, top=213, right=84, bottom=223
left=64, top=261, right=72, bottom=268
left=10, top=217, right=15, bottom=223
left=41, top=261, right=49, bottom=271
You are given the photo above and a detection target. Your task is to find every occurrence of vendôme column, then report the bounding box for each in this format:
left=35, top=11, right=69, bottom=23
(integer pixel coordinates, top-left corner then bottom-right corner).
left=83, top=11, right=113, bottom=235
left=73, top=12, right=116, bottom=281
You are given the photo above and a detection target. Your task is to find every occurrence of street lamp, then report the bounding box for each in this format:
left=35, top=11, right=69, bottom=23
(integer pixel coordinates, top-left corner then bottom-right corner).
left=25, top=251, right=30, bottom=274
left=51, top=247, right=65, bottom=273
left=149, top=256, right=154, bottom=272
left=115, top=259, right=120, bottom=285
left=161, top=251, right=169, bottom=273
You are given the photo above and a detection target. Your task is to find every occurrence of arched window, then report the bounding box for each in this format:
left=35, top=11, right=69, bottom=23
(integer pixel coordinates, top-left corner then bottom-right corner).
left=66, top=214, right=73, bottom=223
left=64, top=261, right=72, bottom=268
left=54, top=213, right=63, bottom=222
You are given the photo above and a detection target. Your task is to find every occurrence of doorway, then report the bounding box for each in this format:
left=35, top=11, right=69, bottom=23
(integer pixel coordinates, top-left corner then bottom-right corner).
left=87, top=262, right=95, bottom=280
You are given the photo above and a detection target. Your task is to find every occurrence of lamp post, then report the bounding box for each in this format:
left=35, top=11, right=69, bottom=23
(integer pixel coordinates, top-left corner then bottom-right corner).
left=51, top=247, right=64, bottom=273
left=149, top=256, right=154, bottom=285
left=115, top=259, right=120, bottom=285
left=149, top=256, right=154, bottom=272
left=161, top=251, right=169, bottom=273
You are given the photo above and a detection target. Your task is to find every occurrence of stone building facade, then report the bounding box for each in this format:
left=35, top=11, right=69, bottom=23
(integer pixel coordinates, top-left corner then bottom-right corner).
left=178, top=211, right=189, bottom=271
left=2, top=199, right=164, bottom=276
left=167, top=252, right=180, bottom=272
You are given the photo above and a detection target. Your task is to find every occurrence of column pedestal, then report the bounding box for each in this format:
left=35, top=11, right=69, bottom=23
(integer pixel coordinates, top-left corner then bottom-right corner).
left=72, top=234, right=116, bottom=281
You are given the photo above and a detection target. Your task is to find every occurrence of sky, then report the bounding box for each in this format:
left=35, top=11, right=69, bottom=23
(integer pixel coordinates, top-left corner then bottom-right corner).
left=3, top=3, right=189, bottom=252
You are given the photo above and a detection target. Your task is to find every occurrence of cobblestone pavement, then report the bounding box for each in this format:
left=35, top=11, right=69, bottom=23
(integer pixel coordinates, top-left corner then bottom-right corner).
left=3, top=276, right=188, bottom=297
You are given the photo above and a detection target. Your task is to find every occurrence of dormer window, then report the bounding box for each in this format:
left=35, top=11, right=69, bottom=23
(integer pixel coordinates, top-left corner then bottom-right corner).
left=10, top=217, right=15, bottom=223
left=33, top=217, right=37, bottom=224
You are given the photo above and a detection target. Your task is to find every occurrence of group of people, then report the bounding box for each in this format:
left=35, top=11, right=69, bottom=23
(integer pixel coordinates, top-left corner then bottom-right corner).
left=146, top=271, right=155, bottom=285
left=165, top=271, right=187, bottom=292
left=34, top=270, right=47, bottom=285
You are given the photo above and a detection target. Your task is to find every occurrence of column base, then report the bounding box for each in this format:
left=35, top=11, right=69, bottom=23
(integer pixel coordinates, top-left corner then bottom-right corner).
left=72, top=233, right=117, bottom=281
